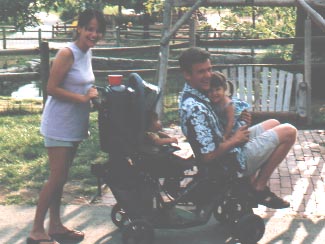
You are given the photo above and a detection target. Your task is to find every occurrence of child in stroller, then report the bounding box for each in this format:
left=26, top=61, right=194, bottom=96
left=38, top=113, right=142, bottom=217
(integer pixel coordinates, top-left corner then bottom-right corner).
left=92, top=73, right=265, bottom=244
left=142, top=110, right=196, bottom=197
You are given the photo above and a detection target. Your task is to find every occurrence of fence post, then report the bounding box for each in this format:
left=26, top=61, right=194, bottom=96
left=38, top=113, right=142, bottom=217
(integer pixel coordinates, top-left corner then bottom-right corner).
left=115, top=26, right=121, bottom=47
left=52, top=25, right=55, bottom=38
left=40, top=41, right=50, bottom=105
left=2, top=28, right=6, bottom=49
left=189, top=16, right=196, bottom=47
left=38, top=28, right=42, bottom=48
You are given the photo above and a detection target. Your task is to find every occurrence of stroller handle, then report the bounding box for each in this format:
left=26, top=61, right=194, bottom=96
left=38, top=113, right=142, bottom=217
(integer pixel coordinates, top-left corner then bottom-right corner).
left=91, top=85, right=107, bottom=109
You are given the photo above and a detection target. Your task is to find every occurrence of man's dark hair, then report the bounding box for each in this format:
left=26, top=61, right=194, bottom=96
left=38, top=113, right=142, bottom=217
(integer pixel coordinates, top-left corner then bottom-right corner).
left=178, top=47, right=211, bottom=73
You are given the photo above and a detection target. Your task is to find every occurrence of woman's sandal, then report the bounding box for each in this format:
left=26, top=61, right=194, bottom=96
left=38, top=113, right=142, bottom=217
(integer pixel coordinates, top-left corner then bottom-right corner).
left=254, top=186, right=290, bottom=209
left=26, top=237, right=59, bottom=244
left=49, top=229, right=84, bottom=242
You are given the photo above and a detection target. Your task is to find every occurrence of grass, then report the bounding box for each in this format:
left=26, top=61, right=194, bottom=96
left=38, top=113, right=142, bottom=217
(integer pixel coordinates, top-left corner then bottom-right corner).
left=0, top=112, right=107, bottom=205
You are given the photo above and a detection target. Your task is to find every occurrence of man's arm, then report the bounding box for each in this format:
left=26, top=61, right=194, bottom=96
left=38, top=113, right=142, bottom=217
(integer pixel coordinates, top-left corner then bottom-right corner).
left=202, top=125, right=249, bottom=162
left=186, top=107, right=249, bottom=163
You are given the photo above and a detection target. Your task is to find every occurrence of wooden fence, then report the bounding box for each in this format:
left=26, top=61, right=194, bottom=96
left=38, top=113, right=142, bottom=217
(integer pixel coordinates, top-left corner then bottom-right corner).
left=1, top=36, right=324, bottom=115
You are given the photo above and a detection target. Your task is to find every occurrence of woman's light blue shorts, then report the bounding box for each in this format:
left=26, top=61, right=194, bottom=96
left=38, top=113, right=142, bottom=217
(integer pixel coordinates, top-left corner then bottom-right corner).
left=44, top=137, right=77, bottom=148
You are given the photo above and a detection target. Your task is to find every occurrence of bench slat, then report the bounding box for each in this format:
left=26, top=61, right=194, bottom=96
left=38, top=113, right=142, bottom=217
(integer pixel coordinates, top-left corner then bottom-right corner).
left=269, top=68, right=278, bottom=111
left=283, top=72, right=293, bottom=112
left=253, top=66, right=261, bottom=111
left=276, top=70, right=286, bottom=112
left=261, top=67, right=269, bottom=112
left=246, top=66, right=253, bottom=106
left=238, top=67, right=246, bottom=101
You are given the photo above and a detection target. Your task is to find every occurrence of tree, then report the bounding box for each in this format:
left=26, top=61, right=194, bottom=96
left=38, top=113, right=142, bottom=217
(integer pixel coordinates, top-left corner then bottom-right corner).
left=221, top=6, right=296, bottom=39
left=0, top=0, right=57, bottom=30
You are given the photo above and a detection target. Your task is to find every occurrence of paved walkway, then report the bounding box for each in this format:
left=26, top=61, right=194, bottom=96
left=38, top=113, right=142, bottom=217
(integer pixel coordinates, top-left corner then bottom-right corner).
left=1, top=129, right=324, bottom=244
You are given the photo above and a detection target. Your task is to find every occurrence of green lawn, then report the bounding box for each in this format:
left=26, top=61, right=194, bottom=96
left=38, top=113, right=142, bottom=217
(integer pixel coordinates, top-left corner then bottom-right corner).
left=0, top=112, right=107, bottom=205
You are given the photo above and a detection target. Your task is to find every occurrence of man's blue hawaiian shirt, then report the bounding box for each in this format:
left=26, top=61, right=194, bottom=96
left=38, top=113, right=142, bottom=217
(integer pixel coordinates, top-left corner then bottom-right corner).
left=179, top=83, right=246, bottom=171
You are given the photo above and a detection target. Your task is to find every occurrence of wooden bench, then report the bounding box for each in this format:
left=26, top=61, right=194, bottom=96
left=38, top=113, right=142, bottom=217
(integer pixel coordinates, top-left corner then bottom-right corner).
left=220, top=65, right=307, bottom=124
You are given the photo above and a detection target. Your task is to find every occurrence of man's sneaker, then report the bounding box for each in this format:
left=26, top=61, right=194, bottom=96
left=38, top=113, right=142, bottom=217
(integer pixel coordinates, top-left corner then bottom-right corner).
left=254, top=186, right=290, bottom=209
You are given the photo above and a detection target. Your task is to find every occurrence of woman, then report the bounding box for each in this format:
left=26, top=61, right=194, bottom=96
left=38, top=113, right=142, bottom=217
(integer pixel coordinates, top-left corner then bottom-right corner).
left=27, top=9, right=106, bottom=244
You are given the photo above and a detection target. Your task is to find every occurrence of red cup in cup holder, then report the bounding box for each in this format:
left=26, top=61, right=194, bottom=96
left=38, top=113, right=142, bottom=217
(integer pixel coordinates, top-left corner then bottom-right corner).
left=108, top=75, right=123, bottom=86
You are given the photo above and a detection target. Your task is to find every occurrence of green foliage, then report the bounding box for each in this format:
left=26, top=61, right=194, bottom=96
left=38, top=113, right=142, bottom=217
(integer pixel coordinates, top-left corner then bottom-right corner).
left=0, top=0, right=58, bottom=30
left=221, top=6, right=296, bottom=39
left=144, top=0, right=164, bottom=15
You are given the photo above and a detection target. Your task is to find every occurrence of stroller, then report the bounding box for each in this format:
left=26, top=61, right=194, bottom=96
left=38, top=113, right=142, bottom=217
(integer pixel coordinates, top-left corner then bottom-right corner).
left=92, top=73, right=265, bottom=244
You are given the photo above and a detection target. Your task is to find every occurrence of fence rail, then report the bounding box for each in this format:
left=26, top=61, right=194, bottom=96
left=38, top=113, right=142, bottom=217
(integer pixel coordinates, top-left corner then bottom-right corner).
left=1, top=24, right=293, bottom=50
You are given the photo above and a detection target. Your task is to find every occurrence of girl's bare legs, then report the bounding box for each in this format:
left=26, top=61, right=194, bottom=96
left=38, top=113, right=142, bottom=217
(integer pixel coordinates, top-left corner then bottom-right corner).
left=261, top=119, right=281, bottom=131
left=28, top=145, right=78, bottom=242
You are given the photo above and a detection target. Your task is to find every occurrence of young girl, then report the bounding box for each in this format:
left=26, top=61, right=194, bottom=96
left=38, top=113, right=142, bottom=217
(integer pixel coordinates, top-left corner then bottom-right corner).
left=144, top=111, right=178, bottom=147
left=208, top=72, right=250, bottom=139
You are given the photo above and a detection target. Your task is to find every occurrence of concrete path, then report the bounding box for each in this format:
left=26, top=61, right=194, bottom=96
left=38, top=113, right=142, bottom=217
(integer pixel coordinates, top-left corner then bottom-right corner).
left=1, top=205, right=324, bottom=244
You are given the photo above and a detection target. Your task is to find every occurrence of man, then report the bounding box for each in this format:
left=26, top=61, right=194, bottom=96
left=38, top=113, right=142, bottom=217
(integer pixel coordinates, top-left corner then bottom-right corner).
left=178, top=47, right=297, bottom=209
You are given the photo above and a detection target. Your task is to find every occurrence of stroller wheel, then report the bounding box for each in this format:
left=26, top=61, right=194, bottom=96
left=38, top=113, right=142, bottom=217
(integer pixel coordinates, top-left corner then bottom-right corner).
left=233, top=213, right=265, bottom=244
left=214, top=198, right=253, bottom=224
left=122, top=219, right=154, bottom=244
left=213, top=200, right=228, bottom=223
left=111, top=204, right=130, bottom=228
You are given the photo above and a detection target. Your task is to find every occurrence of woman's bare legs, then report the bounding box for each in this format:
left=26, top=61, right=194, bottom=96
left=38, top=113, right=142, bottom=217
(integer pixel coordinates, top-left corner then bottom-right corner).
left=28, top=145, right=78, bottom=242
left=48, top=145, right=78, bottom=235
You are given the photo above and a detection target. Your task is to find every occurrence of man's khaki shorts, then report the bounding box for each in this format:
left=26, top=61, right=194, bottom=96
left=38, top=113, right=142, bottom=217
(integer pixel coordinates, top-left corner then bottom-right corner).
left=241, top=123, right=280, bottom=176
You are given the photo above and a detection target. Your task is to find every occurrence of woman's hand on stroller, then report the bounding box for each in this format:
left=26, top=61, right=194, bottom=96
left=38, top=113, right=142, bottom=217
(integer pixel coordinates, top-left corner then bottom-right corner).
left=86, top=86, right=98, bottom=101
